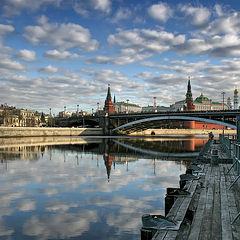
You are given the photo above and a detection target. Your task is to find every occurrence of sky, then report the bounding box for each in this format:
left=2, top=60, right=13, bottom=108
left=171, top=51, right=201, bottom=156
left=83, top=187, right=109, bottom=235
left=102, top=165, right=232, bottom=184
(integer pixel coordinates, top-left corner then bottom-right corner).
left=1, top=0, right=240, bottom=114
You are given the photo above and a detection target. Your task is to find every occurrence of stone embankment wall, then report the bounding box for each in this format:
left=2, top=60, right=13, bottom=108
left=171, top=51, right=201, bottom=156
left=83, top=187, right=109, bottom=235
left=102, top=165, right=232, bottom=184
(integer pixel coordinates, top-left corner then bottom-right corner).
left=0, top=127, right=103, bottom=137
left=129, top=129, right=237, bottom=136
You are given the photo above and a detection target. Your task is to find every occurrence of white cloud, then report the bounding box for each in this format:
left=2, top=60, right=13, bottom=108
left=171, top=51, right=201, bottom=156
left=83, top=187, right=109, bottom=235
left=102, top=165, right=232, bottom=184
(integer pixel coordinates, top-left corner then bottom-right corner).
left=44, top=49, right=80, bottom=60
left=92, top=0, right=111, bottom=13
left=135, top=72, right=153, bottom=79
left=108, top=28, right=185, bottom=54
left=111, top=7, right=132, bottom=23
left=1, top=0, right=62, bottom=15
left=214, top=4, right=224, bottom=17
left=39, top=65, right=58, bottom=74
left=148, top=2, right=173, bottom=22
left=24, top=16, right=99, bottom=52
left=204, top=12, right=240, bottom=35
left=73, top=0, right=111, bottom=17
left=0, top=55, right=26, bottom=71
left=87, top=53, right=151, bottom=65
left=15, top=49, right=36, bottom=61
left=0, top=24, right=15, bottom=37
left=23, top=210, right=98, bottom=239
left=179, top=4, right=211, bottom=27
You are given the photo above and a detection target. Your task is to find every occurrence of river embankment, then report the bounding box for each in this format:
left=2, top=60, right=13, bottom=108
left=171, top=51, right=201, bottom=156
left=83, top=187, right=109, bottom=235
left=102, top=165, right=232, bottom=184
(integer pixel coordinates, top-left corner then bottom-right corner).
left=129, top=129, right=236, bottom=136
left=0, top=127, right=236, bottom=137
left=0, top=127, right=103, bottom=137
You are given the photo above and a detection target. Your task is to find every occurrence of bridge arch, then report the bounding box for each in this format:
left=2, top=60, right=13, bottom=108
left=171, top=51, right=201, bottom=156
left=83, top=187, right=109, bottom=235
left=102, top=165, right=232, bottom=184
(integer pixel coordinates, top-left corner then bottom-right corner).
left=112, top=116, right=236, bottom=132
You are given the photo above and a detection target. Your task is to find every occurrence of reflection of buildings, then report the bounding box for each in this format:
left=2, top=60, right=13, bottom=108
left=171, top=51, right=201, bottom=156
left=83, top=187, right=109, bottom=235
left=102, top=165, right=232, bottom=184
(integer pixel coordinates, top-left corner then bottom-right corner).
left=0, top=145, right=48, bottom=162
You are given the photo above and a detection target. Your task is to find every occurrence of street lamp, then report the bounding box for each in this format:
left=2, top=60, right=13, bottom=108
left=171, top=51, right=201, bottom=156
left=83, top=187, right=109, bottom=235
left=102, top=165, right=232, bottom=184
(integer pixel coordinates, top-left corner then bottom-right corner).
left=77, top=104, right=79, bottom=115
left=153, top=97, right=157, bottom=112
left=97, top=102, right=99, bottom=111
left=126, top=99, right=129, bottom=113
left=221, top=92, right=226, bottom=135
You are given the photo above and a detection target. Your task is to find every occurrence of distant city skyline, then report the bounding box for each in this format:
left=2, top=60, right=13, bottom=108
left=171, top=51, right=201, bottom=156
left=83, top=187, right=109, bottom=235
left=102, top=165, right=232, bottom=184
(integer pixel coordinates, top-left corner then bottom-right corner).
left=1, top=0, right=240, bottom=114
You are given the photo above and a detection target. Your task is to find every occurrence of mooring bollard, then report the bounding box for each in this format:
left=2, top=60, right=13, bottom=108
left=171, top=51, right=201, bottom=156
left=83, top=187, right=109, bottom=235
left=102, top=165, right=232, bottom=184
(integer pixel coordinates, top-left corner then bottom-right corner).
left=141, top=228, right=152, bottom=240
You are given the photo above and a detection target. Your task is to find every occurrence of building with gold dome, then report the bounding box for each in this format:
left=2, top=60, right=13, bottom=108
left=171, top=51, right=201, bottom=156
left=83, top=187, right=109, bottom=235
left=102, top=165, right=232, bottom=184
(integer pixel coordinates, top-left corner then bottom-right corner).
left=171, top=93, right=228, bottom=111
left=193, top=93, right=228, bottom=111
left=227, top=97, right=232, bottom=109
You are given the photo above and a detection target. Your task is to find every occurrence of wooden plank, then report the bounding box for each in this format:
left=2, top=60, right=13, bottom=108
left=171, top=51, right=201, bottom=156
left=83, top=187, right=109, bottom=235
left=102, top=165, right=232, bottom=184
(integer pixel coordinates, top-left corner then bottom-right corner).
left=152, top=230, right=167, bottom=240
left=220, top=167, right=233, bottom=240
left=163, top=231, right=178, bottom=240
left=188, top=165, right=210, bottom=240
left=154, top=170, right=200, bottom=239
left=199, top=166, right=214, bottom=240
left=211, top=166, right=222, bottom=240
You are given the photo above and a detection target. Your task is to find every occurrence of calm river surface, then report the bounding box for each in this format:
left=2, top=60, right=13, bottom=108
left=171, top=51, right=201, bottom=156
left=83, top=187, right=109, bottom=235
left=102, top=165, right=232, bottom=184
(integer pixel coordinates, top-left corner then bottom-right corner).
left=0, top=136, right=207, bottom=240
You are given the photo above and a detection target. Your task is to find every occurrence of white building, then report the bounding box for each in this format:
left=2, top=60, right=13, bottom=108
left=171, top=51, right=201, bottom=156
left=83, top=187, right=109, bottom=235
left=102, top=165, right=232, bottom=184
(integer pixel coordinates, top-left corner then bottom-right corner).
left=114, top=102, right=141, bottom=113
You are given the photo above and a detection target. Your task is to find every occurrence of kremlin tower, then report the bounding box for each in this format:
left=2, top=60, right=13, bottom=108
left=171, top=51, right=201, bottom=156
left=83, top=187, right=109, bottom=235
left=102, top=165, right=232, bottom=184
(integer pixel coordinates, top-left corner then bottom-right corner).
left=234, top=87, right=239, bottom=110
left=184, top=77, right=195, bottom=129
left=103, top=84, right=116, bottom=114
left=184, top=77, right=195, bottom=111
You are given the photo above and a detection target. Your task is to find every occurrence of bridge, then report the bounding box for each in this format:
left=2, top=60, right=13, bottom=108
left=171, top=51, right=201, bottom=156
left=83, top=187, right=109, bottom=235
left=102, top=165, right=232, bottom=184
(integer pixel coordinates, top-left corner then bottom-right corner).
left=54, top=110, right=240, bottom=135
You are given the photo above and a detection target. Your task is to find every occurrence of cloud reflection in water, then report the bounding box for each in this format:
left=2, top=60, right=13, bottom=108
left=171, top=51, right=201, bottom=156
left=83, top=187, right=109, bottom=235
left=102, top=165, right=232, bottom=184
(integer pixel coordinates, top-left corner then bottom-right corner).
left=0, top=138, right=188, bottom=239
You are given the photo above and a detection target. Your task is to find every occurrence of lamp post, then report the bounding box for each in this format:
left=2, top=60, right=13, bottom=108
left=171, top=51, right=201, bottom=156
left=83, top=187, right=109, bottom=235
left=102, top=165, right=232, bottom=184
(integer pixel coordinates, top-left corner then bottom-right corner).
left=97, top=102, right=99, bottom=114
left=77, top=104, right=79, bottom=115
left=49, top=108, right=52, bottom=127
left=126, top=99, right=129, bottom=113
left=64, top=106, right=66, bottom=118
left=221, top=91, right=226, bottom=135
left=153, top=97, right=157, bottom=112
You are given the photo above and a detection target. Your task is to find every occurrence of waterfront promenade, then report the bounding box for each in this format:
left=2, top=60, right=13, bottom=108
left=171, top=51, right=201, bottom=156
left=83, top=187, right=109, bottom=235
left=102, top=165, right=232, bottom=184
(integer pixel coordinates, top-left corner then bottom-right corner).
left=145, top=138, right=240, bottom=240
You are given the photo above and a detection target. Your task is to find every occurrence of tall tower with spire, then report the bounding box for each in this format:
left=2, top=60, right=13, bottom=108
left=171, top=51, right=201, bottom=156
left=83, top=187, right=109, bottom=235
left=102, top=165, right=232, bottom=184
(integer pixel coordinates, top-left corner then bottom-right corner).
left=103, top=84, right=116, bottom=114
left=185, top=77, right=195, bottom=111
left=234, top=87, right=238, bottom=110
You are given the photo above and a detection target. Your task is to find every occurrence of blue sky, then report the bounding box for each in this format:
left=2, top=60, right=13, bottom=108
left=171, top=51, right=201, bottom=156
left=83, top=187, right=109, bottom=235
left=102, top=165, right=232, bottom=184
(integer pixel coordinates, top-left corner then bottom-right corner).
left=1, top=0, right=240, bottom=114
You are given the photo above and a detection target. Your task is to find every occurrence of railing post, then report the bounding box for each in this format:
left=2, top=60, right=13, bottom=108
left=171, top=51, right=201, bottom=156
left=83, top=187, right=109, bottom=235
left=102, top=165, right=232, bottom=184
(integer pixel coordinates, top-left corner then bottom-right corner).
left=237, top=115, right=240, bottom=142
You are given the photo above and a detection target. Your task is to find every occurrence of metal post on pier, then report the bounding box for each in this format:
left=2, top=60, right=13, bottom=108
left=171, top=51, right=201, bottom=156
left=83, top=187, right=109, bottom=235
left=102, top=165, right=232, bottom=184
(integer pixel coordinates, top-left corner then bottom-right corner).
left=237, top=115, right=240, bottom=142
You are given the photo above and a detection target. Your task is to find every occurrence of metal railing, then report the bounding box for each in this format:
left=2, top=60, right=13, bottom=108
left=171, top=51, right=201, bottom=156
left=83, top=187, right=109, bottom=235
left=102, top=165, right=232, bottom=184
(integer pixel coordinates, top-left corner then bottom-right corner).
left=220, top=134, right=240, bottom=224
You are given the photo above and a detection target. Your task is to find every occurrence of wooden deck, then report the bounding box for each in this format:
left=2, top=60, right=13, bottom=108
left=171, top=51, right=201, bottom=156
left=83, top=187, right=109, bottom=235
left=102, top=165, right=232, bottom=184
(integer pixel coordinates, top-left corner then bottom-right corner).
left=152, top=141, right=240, bottom=240
left=187, top=163, right=240, bottom=240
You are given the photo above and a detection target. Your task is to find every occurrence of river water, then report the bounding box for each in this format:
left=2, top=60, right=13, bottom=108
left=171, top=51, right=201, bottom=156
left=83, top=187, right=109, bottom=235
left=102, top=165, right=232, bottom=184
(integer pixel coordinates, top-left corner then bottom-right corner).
left=0, top=136, right=207, bottom=240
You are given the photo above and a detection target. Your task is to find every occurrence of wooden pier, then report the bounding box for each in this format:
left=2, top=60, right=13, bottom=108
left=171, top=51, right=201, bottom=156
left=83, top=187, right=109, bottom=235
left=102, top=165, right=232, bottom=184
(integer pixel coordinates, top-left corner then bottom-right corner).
left=143, top=139, right=240, bottom=240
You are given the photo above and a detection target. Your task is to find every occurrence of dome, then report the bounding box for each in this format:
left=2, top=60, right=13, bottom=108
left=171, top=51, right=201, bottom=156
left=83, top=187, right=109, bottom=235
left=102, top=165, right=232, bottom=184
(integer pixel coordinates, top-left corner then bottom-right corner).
left=234, top=88, right=238, bottom=94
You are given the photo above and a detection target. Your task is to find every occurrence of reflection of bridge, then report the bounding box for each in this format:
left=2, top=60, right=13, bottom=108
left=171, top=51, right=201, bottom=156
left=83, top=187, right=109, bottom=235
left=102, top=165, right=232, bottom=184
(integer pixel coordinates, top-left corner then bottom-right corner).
left=55, top=110, right=240, bottom=135
left=112, top=140, right=199, bottom=158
